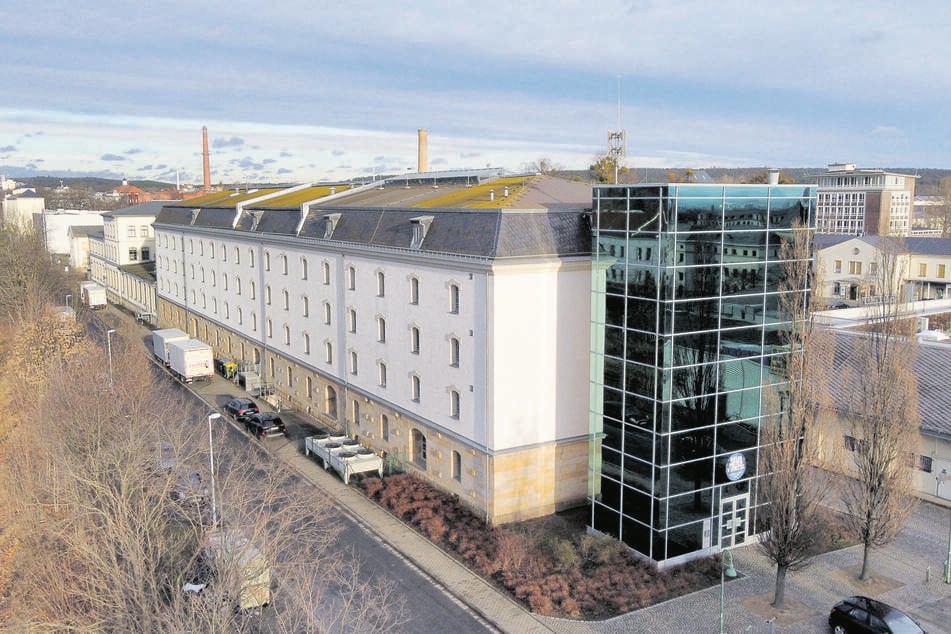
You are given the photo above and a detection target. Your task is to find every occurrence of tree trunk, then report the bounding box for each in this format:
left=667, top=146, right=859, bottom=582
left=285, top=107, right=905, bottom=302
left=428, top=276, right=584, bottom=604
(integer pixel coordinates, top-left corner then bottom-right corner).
left=860, top=543, right=872, bottom=580
left=772, top=564, right=788, bottom=609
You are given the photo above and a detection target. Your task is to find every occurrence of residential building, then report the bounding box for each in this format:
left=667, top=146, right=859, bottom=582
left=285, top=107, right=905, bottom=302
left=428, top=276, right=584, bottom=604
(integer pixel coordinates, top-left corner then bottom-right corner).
left=589, top=183, right=816, bottom=566
left=88, top=201, right=165, bottom=322
left=814, top=234, right=951, bottom=303
left=152, top=175, right=594, bottom=524
left=815, top=163, right=916, bottom=236
left=67, top=225, right=103, bottom=272
left=1, top=189, right=45, bottom=227
left=820, top=330, right=951, bottom=504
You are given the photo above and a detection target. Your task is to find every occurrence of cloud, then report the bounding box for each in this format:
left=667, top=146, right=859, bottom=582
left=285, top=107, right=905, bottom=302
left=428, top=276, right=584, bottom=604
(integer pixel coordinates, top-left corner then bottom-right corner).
left=332, top=149, right=345, bottom=156
left=263, top=158, right=276, bottom=164
left=280, top=150, right=291, bottom=157
left=431, top=157, right=447, bottom=165
left=101, top=153, right=126, bottom=161
left=277, top=168, right=292, bottom=174
left=0, top=145, right=16, bottom=152
left=125, top=148, right=143, bottom=155
left=459, top=152, right=480, bottom=158
left=213, top=136, right=244, bottom=148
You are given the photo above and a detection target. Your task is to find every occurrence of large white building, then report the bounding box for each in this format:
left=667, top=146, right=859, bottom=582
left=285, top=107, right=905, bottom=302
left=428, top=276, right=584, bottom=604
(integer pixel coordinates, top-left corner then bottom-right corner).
left=815, top=163, right=916, bottom=236
left=153, top=175, right=594, bottom=523
left=88, top=201, right=165, bottom=322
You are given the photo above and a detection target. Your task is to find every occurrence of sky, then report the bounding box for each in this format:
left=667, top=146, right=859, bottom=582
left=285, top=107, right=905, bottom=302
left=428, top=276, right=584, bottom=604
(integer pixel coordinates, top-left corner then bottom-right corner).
left=2, top=1, right=950, bottom=186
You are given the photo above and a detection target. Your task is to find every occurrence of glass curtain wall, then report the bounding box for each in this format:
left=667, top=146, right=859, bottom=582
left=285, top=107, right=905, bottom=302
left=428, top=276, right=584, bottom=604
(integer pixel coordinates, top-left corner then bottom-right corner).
left=589, top=184, right=816, bottom=566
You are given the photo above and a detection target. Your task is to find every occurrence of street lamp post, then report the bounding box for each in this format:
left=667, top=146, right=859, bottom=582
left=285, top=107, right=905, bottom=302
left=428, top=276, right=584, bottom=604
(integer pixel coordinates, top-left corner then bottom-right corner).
left=207, top=412, right=221, bottom=526
left=65, top=294, right=71, bottom=311
left=106, top=329, right=116, bottom=388
left=719, top=548, right=737, bottom=634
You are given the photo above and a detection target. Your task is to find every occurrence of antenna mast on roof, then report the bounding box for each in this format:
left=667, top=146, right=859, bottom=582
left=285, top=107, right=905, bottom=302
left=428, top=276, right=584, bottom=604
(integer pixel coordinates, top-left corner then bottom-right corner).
left=607, top=75, right=626, bottom=184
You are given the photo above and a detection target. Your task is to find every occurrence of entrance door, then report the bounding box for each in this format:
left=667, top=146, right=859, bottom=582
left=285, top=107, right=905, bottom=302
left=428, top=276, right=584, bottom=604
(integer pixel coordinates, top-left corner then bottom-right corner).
left=719, top=493, right=749, bottom=548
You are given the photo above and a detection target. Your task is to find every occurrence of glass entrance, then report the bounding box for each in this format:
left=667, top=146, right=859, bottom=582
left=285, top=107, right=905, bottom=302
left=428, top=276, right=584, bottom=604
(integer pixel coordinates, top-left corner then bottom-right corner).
left=719, top=493, right=749, bottom=549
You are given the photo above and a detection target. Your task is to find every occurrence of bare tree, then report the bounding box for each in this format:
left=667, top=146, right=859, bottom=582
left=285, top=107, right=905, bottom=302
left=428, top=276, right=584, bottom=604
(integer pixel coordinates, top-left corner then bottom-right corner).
left=756, top=222, right=832, bottom=608
left=0, top=222, right=68, bottom=324
left=840, top=237, right=918, bottom=581
left=0, top=323, right=406, bottom=632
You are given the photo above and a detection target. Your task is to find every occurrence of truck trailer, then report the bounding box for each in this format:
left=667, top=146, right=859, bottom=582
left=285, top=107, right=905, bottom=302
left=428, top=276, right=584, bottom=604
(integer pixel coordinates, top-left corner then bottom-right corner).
left=78, top=281, right=107, bottom=309
left=151, top=328, right=190, bottom=366
left=166, top=339, right=214, bottom=383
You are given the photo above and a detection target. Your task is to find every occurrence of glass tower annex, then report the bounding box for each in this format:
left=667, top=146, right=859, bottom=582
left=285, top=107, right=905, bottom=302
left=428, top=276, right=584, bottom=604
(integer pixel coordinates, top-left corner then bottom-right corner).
left=589, top=183, right=816, bottom=566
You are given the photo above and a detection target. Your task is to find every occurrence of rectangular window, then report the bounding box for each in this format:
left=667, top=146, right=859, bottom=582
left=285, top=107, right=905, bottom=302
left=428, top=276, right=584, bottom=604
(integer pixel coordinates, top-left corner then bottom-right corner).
left=128, top=226, right=137, bottom=238
left=139, top=225, right=148, bottom=237
left=834, top=259, right=842, bottom=273
left=916, top=455, right=933, bottom=473
left=939, top=264, right=947, bottom=278
left=141, top=247, right=150, bottom=260
left=919, top=263, right=928, bottom=277
left=849, top=261, right=862, bottom=275
left=452, top=450, right=461, bottom=482
left=128, top=248, right=138, bottom=261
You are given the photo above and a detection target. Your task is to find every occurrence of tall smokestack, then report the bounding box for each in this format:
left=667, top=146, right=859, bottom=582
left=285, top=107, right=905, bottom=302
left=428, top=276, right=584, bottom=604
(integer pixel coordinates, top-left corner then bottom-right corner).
left=417, top=128, right=428, bottom=174
left=202, top=126, right=211, bottom=191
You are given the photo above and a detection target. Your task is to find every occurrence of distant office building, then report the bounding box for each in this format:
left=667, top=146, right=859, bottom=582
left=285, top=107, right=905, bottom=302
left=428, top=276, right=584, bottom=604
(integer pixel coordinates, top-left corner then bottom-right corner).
left=815, top=163, right=916, bottom=236
left=589, top=183, right=816, bottom=566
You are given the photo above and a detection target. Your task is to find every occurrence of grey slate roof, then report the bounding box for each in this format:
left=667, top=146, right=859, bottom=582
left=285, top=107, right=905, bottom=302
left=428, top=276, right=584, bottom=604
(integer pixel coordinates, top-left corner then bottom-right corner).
left=813, top=233, right=951, bottom=257
left=103, top=200, right=172, bottom=217
left=828, top=329, right=951, bottom=440
left=155, top=205, right=592, bottom=260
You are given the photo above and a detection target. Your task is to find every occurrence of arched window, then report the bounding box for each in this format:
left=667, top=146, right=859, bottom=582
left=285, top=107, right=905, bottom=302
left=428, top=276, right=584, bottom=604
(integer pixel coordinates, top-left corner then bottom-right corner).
left=410, top=276, right=419, bottom=304
left=410, top=327, right=420, bottom=354
left=449, top=390, right=460, bottom=419
left=411, top=374, right=420, bottom=402
left=449, top=337, right=460, bottom=367
left=377, top=317, right=386, bottom=342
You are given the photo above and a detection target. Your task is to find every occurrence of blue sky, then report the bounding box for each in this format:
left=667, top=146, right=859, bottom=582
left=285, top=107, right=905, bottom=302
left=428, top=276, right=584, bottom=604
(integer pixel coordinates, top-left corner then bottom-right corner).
left=2, top=1, right=950, bottom=185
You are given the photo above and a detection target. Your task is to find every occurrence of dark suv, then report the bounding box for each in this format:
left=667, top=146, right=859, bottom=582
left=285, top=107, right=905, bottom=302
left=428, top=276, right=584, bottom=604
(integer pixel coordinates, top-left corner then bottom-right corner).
left=224, top=397, right=259, bottom=421
left=829, top=596, right=924, bottom=633
left=243, top=412, right=287, bottom=439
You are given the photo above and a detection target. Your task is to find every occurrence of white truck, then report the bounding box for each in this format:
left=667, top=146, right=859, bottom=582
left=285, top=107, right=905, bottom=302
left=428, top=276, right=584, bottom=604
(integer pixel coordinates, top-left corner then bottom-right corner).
left=151, top=328, right=190, bottom=366
left=167, top=339, right=214, bottom=383
left=78, top=281, right=107, bottom=309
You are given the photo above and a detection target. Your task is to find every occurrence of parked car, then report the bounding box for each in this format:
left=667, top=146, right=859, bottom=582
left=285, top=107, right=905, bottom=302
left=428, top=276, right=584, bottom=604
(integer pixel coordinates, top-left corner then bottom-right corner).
left=828, top=595, right=924, bottom=633
left=243, top=412, right=287, bottom=439
left=224, top=397, right=259, bottom=421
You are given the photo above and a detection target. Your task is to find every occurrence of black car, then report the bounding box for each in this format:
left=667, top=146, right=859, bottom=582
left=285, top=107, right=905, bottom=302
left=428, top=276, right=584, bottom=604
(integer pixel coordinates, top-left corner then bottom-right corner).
left=829, top=596, right=924, bottom=633
left=224, top=397, right=259, bottom=421
left=244, top=412, right=287, bottom=439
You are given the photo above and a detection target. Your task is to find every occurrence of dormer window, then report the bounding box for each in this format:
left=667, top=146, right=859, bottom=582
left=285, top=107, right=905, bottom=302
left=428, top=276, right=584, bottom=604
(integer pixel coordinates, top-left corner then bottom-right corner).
left=410, top=215, right=434, bottom=249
